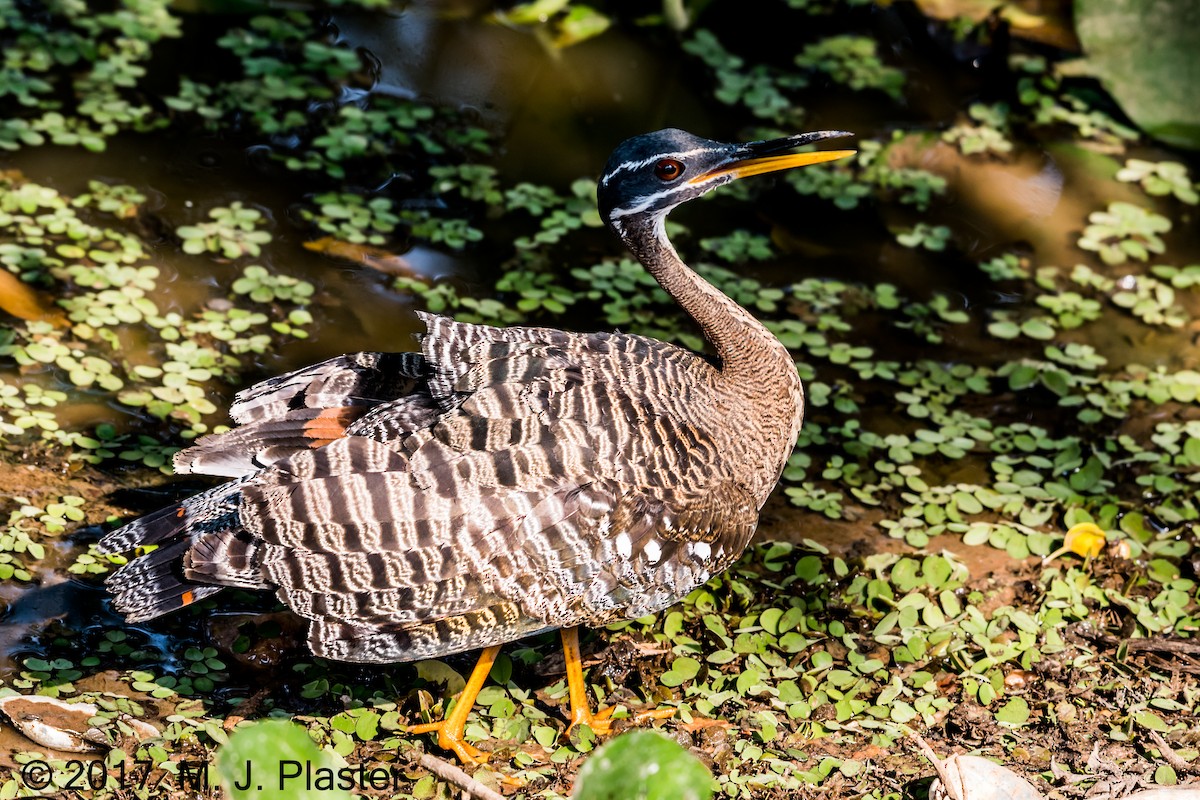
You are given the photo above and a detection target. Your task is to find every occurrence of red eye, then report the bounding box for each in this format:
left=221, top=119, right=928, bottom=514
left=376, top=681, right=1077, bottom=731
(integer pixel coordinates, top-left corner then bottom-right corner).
left=654, top=159, right=684, bottom=181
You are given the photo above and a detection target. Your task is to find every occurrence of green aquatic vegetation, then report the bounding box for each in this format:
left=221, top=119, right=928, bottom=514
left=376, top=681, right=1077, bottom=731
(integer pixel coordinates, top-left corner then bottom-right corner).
left=491, top=1, right=611, bottom=49
left=59, top=279, right=160, bottom=333
left=0, top=496, right=87, bottom=582
left=785, top=162, right=871, bottom=209
left=1035, top=290, right=1102, bottom=329
left=0, top=380, right=66, bottom=437
left=942, top=103, right=1014, bottom=156
left=394, top=276, right=525, bottom=327
left=684, top=30, right=808, bottom=126
left=977, top=253, right=1030, bottom=281
left=0, top=176, right=324, bottom=454
left=857, top=140, right=948, bottom=211
left=1110, top=274, right=1186, bottom=327
left=302, top=193, right=399, bottom=245
left=185, top=308, right=273, bottom=353
left=1150, top=264, right=1200, bottom=288
left=431, top=164, right=504, bottom=206
left=1116, top=159, right=1198, bottom=204
left=700, top=265, right=786, bottom=313
left=895, top=294, right=970, bottom=344
left=0, top=118, right=44, bottom=151
left=895, top=223, right=951, bottom=251
left=231, top=265, right=315, bottom=305
left=510, top=178, right=603, bottom=250
left=1046, top=342, right=1107, bottom=371
left=700, top=231, right=773, bottom=264
left=795, top=36, right=904, bottom=101
left=0, top=0, right=180, bottom=153
left=177, top=203, right=273, bottom=260
left=1013, top=55, right=1140, bottom=145
left=496, top=270, right=578, bottom=315
left=1077, top=201, right=1171, bottom=265
left=284, top=100, right=442, bottom=178
left=399, top=210, right=483, bottom=250
left=71, top=181, right=145, bottom=219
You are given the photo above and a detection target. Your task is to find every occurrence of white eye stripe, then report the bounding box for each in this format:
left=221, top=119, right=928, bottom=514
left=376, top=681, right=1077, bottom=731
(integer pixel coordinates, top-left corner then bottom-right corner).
left=600, top=146, right=726, bottom=186
left=607, top=170, right=728, bottom=219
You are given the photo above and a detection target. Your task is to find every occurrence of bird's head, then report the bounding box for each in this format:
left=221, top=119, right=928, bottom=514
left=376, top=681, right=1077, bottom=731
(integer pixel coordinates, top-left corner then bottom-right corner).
left=597, top=128, right=854, bottom=238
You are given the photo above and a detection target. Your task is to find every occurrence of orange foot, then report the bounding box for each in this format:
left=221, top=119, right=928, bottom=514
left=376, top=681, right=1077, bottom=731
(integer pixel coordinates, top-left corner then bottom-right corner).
left=567, top=702, right=677, bottom=737
left=405, top=644, right=501, bottom=767
left=406, top=718, right=492, bottom=766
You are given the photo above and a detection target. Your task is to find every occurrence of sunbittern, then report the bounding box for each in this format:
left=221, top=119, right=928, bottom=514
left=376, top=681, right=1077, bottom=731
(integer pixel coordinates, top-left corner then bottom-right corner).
left=98, top=128, right=854, bottom=765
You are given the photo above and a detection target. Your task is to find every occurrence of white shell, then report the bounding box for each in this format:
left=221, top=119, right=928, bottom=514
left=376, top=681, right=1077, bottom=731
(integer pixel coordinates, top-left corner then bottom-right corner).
left=0, top=694, right=159, bottom=753
left=928, top=755, right=1042, bottom=800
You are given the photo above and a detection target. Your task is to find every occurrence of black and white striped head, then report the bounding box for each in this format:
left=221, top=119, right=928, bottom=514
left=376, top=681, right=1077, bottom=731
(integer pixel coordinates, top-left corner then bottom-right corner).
left=598, top=128, right=854, bottom=237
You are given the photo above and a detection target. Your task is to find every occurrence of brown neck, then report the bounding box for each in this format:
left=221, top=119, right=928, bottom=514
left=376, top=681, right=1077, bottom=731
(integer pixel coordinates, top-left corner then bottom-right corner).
left=618, top=215, right=796, bottom=386
left=616, top=214, right=805, bottom=504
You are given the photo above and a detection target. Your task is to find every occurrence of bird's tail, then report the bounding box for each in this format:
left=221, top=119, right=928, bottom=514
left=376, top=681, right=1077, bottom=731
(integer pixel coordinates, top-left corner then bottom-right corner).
left=98, top=480, right=246, bottom=622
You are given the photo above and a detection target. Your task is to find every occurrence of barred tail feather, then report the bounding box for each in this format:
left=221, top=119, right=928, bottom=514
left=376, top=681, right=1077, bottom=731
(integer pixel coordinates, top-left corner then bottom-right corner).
left=96, top=480, right=246, bottom=555
left=99, top=481, right=249, bottom=622
left=105, top=538, right=224, bottom=622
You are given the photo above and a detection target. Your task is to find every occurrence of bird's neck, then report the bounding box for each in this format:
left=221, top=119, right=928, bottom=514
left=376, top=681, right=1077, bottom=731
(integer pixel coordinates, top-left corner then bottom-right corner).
left=620, top=216, right=792, bottom=378
left=617, top=215, right=804, bottom=496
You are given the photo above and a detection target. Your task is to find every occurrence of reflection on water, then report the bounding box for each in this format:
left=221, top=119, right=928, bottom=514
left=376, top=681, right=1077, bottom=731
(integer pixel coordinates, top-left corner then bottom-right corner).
left=338, top=6, right=710, bottom=183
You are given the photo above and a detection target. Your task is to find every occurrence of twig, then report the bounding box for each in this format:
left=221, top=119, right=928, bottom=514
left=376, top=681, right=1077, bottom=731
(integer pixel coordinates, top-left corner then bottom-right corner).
left=1148, top=730, right=1195, bottom=774
left=907, top=729, right=959, bottom=800
left=411, top=751, right=506, bottom=800
left=1078, top=631, right=1200, bottom=656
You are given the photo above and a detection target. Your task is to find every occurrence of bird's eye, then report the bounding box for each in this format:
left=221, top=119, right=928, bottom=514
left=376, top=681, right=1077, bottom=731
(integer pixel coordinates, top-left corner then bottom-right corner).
left=654, top=159, right=684, bottom=181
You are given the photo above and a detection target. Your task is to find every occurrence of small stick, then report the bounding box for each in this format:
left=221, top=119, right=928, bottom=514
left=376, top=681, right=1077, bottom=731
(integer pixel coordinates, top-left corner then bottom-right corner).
left=1148, top=730, right=1195, bottom=774
left=907, top=730, right=959, bottom=800
left=411, top=751, right=506, bottom=800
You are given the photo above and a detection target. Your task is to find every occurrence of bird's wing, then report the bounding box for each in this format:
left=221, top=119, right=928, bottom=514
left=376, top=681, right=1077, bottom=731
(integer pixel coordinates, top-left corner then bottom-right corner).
left=228, top=351, right=427, bottom=424
left=176, top=352, right=437, bottom=477
left=174, top=433, right=756, bottom=663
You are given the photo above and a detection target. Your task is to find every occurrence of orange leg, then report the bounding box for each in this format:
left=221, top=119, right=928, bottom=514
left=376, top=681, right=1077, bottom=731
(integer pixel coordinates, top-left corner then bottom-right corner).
left=408, top=644, right=501, bottom=765
left=561, top=626, right=675, bottom=736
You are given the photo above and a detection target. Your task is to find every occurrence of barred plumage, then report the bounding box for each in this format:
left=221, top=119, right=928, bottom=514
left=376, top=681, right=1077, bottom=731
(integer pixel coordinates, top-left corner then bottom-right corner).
left=99, top=128, right=854, bottom=761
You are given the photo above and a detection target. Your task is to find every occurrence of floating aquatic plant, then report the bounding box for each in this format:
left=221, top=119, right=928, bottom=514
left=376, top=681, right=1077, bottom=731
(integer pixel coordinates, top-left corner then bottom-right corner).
left=1116, top=159, right=1198, bottom=204
left=1077, top=201, right=1171, bottom=264
left=895, top=223, right=951, bottom=251
left=302, top=193, right=399, bottom=245
left=684, top=30, right=808, bottom=126
left=795, top=36, right=905, bottom=101
left=177, top=203, right=273, bottom=260
left=943, top=103, right=1014, bottom=156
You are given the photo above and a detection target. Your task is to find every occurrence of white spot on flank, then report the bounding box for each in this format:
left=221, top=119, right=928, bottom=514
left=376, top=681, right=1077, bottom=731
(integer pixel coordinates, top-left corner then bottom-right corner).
left=616, top=533, right=632, bottom=559
left=645, top=762, right=661, bottom=776
left=644, top=539, right=662, bottom=564
left=692, top=541, right=711, bottom=560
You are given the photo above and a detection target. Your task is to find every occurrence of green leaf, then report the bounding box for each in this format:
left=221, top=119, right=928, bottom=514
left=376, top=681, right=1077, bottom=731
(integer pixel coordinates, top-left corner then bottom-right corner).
left=573, top=730, right=713, bottom=800
left=1154, top=764, right=1178, bottom=785
left=216, top=720, right=353, bottom=800
left=414, top=660, right=466, bottom=696
left=660, top=656, right=701, bottom=687
left=995, top=697, right=1030, bottom=726
left=1075, top=0, right=1200, bottom=148
left=1134, top=710, right=1170, bottom=731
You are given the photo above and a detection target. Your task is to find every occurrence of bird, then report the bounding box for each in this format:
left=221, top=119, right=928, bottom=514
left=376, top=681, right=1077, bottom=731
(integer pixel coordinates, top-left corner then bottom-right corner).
left=97, top=127, right=854, bottom=765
